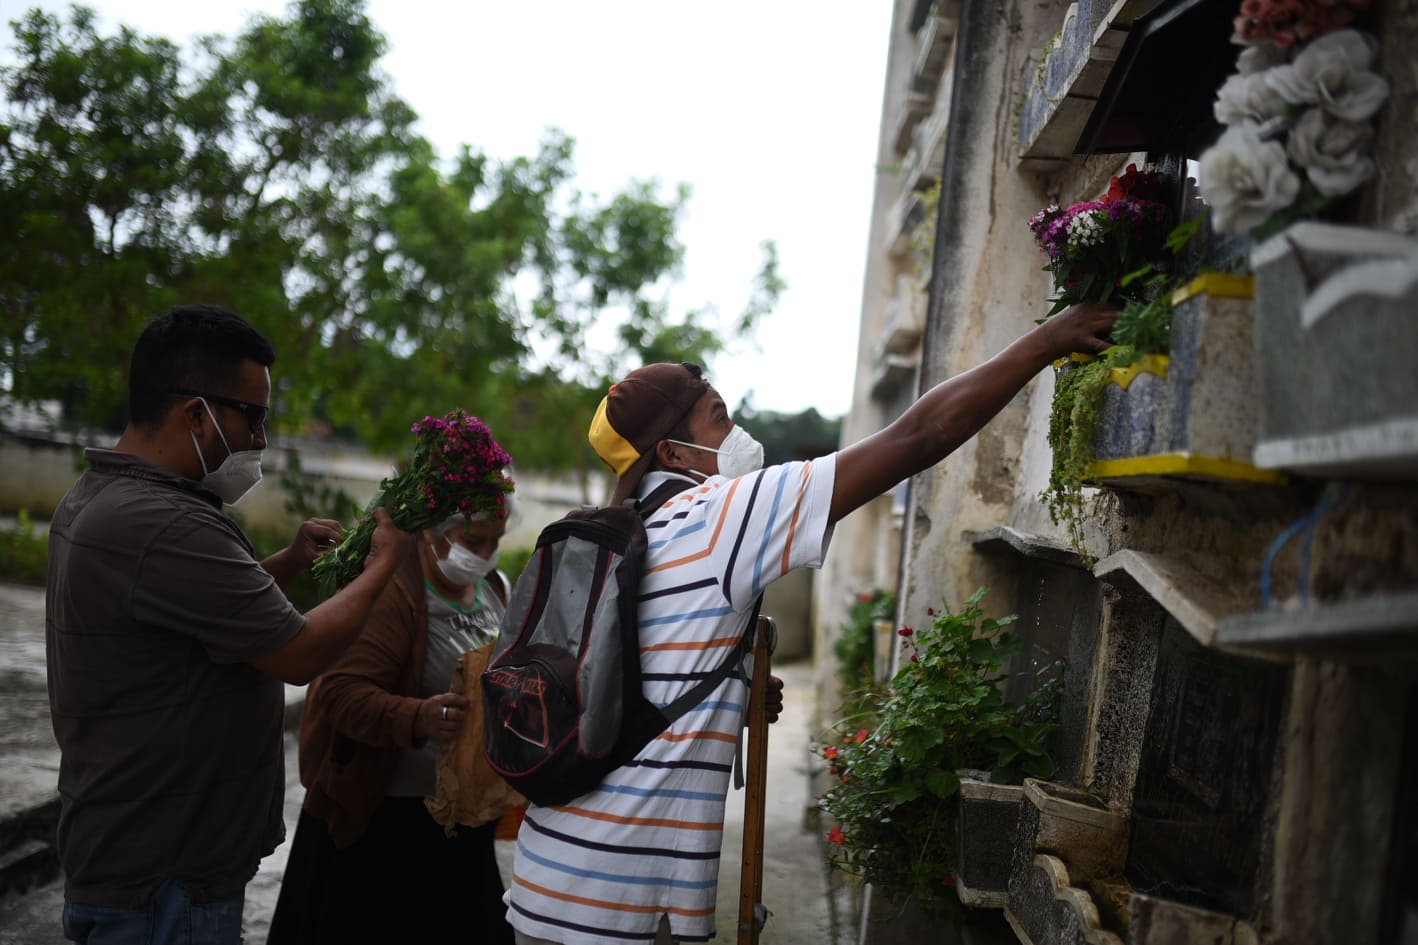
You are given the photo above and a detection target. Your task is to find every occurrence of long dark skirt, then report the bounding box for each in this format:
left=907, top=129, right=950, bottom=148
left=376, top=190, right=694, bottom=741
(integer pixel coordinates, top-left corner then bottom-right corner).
left=267, top=797, right=514, bottom=945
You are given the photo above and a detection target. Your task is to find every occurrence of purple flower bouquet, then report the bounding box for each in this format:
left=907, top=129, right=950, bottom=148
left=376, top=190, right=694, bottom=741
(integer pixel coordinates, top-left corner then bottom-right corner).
left=1029, top=165, right=1173, bottom=317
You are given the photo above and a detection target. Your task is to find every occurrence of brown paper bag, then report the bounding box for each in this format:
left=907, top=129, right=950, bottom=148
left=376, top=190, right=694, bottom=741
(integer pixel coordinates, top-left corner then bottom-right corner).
left=425, top=642, right=527, bottom=832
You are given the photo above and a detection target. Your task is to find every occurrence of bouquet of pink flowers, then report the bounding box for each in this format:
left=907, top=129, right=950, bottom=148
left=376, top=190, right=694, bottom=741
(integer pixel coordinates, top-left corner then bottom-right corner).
left=1028, top=164, right=1173, bottom=317
left=311, top=409, right=514, bottom=595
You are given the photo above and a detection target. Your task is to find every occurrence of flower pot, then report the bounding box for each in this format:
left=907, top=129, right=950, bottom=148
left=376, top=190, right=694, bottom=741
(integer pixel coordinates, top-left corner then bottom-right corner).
left=954, top=773, right=1025, bottom=909
left=858, top=887, right=947, bottom=945
left=1128, top=892, right=1258, bottom=945
left=1005, top=781, right=1130, bottom=945
left=1087, top=276, right=1285, bottom=489
left=1251, top=222, right=1418, bottom=478
left=1013, top=779, right=1129, bottom=880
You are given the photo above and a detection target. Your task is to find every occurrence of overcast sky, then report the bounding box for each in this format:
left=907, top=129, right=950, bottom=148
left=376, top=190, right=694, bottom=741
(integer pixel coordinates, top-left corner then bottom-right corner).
left=4, top=1, right=893, bottom=418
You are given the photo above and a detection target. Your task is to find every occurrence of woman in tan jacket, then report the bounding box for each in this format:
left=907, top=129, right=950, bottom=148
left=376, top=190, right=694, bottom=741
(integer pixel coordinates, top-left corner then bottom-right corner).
left=267, top=507, right=517, bottom=945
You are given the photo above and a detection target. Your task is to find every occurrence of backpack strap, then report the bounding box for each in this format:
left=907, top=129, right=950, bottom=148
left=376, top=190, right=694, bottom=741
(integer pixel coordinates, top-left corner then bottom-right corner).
left=659, top=595, right=763, bottom=725
left=633, top=477, right=697, bottom=520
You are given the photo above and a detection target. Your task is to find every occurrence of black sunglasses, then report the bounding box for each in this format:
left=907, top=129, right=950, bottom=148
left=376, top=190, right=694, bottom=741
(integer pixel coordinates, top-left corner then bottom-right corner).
left=169, top=387, right=269, bottom=435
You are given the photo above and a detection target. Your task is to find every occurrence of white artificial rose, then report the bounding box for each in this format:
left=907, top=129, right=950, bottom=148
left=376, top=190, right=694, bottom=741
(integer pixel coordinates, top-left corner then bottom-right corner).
left=1215, top=71, right=1289, bottom=126
left=1286, top=107, right=1376, bottom=196
left=1237, top=43, right=1289, bottom=76
left=1198, top=123, right=1302, bottom=234
left=1266, top=29, right=1390, bottom=121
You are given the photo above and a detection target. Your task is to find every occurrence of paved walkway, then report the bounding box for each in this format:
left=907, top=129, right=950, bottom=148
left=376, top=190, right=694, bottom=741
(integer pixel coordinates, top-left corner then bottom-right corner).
left=0, top=581, right=855, bottom=944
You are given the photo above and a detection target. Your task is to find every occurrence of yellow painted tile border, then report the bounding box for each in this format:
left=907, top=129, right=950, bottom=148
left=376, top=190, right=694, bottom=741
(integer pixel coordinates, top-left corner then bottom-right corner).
left=1088, top=453, right=1287, bottom=485
left=1051, top=352, right=1168, bottom=386
left=1108, top=354, right=1168, bottom=389
left=1053, top=351, right=1098, bottom=369
left=1172, top=274, right=1255, bottom=305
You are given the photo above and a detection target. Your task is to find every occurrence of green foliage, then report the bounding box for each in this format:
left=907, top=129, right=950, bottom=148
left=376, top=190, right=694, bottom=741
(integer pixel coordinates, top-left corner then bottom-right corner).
left=1110, top=295, right=1172, bottom=356
left=833, top=589, right=893, bottom=722
left=1041, top=346, right=1140, bottom=564
left=0, top=1, right=772, bottom=474
left=817, top=589, right=1058, bottom=918
left=497, top=545, right=535, bottom=588
left=0, top=510, right=48, bottom=585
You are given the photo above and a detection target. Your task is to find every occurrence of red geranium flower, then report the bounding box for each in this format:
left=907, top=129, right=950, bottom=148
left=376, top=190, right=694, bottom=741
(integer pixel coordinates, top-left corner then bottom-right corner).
left=827, top=827, right=845, bottom=845
left=823, top=745, right=839, bottom=760
left=898, top=626, right=914, bottom=637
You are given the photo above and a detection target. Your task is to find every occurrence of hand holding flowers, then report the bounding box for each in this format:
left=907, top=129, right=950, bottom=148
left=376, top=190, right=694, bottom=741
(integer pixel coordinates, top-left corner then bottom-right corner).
left=310, top=410, right=514, bottom=596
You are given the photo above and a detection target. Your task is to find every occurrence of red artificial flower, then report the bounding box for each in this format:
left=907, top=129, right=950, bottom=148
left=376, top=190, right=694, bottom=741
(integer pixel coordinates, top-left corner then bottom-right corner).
left=827, top=827, right=845, bottom=845
left=898, top=626, right=914, bottom=637
left=854, top=728, right=869, bottom=743
left=824, top=745, right=840, bottom=760
left=1101, top=163, right=1162, bottom=205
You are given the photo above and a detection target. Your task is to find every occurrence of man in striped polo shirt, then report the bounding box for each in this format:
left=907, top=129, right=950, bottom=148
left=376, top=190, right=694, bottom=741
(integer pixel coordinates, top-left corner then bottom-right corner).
left=504, top=303, right=1117, bottom=944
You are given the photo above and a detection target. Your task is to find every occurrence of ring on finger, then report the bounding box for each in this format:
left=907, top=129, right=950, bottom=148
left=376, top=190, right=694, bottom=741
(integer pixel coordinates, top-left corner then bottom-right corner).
left=441, top=705, right=448, bottom=721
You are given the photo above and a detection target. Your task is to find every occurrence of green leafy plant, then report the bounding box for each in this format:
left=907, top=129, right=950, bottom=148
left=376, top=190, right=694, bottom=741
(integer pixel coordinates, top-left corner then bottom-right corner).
left=817, top=588, right=1058, bottom=918
left=833, top=589, right=894, bottom=722
left=1110, top=295, right=1173, bottom=356
left=0, top=509, right=49, bottom=586
left=497, top=545, right=535, bottom=587
left=1040, top=346, right=1139, bottom=565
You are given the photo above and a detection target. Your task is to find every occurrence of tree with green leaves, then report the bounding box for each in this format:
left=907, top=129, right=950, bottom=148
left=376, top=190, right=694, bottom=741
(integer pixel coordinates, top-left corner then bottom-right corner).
left=0, top=0, right=780, bottom=476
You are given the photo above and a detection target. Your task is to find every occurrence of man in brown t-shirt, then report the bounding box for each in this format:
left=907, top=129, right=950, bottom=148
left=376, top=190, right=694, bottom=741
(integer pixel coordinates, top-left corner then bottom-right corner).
left=45, top=304, right=412, bottom=945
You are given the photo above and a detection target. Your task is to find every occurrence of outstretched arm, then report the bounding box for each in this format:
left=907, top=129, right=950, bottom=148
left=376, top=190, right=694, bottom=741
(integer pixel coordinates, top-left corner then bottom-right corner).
left=829, top=303, right=1116, bottom=524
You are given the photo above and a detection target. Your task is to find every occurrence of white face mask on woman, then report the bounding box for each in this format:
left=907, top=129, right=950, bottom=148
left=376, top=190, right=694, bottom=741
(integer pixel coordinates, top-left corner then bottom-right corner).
left=667, top=425, right=766, bottom=480
left=437, top=542, right=499, bottom=587
left=190, top=399, right=263, bottom=505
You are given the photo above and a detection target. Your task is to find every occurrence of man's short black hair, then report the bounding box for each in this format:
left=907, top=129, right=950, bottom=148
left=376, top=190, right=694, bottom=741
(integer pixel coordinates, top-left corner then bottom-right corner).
left=127, top=305, right=276, bottom=428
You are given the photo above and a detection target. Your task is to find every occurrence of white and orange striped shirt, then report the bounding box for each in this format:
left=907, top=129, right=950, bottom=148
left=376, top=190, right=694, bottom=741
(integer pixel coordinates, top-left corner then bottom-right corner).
left=504, top=458, right=837, bottom=944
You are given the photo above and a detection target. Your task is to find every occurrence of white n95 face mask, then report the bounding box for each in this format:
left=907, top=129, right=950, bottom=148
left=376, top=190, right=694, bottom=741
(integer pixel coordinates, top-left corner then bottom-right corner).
left=437, top=542, right=498, bottom=587
left=668, top=425, right=765, bottom=480
left=190, top=399, right=263, bottom=505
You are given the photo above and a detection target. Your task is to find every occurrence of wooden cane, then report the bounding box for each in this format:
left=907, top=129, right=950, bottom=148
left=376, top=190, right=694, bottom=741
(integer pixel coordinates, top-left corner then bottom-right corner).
left=737, top=615, right=776, bottom=945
